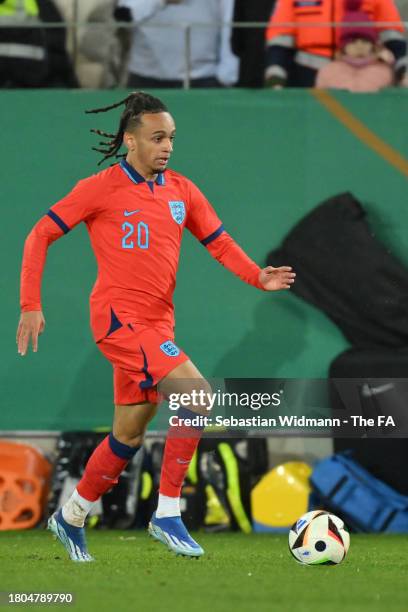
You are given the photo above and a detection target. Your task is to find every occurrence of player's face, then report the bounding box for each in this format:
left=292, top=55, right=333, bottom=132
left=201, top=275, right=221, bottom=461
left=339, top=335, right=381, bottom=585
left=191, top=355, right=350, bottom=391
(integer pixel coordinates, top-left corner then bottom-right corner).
left=127, top=112, right=176, bottom=177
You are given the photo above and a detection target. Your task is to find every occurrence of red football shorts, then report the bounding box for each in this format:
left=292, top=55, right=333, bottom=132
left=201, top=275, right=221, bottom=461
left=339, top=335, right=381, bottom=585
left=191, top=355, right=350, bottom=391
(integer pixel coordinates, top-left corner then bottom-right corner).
left=97, top=323, right=189, bottom=405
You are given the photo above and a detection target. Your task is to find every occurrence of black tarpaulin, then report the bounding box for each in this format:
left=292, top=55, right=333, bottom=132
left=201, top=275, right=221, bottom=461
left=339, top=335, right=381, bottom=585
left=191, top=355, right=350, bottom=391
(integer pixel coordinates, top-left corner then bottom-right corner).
left=267, top=192, right=408, bottom=347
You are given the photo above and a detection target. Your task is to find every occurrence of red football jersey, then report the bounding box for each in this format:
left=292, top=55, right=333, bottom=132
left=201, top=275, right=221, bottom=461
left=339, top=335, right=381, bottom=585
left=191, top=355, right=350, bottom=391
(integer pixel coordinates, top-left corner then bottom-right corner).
left=20, top=160, right=263, bottom=341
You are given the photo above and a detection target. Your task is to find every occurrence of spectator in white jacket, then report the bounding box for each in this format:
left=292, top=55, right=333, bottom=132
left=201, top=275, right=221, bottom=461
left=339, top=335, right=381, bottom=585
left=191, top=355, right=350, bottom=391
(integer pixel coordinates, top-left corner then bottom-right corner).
left=115, top=0, right=239, bottom=87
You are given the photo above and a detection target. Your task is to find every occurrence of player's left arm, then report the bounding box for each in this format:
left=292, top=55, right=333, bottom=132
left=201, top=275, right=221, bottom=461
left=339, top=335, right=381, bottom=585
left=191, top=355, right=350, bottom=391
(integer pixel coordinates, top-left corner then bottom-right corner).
left=185, top=180, right=295, bottom=292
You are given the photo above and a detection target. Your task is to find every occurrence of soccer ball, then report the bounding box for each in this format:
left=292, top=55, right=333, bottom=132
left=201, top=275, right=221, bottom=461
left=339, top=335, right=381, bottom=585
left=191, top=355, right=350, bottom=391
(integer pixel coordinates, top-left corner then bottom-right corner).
left=288, top=510, right=350, bottom=565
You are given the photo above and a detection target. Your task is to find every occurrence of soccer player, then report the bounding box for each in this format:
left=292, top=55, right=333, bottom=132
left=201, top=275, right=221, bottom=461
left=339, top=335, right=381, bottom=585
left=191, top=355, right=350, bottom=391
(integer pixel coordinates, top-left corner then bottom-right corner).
left=17, top=92, right=295, bottom=561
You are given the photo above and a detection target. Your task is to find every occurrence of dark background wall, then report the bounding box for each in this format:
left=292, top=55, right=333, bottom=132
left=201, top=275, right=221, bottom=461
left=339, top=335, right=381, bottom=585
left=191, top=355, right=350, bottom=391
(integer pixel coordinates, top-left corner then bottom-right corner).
left=2, top=89, right=407, bottom=429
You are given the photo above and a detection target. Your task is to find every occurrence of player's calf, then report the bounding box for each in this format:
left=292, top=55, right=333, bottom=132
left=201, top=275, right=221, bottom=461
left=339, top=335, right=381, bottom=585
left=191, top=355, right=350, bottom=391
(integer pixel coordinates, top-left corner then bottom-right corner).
left=157, top=372, right=213, bottom=515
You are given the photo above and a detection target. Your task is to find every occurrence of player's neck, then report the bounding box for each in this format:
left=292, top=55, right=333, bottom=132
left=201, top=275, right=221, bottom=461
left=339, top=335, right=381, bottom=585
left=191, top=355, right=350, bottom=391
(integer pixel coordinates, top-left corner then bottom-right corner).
left=125, top=156, right=158, bottom=182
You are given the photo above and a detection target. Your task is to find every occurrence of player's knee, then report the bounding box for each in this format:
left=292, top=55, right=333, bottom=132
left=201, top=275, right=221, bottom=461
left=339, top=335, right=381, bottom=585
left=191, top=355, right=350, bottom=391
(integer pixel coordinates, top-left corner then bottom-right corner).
left=113, top=430, right=145, bottom=448
left=201, top=380, right=214, bottom=412
left=186, top=379, right=214, bottom=415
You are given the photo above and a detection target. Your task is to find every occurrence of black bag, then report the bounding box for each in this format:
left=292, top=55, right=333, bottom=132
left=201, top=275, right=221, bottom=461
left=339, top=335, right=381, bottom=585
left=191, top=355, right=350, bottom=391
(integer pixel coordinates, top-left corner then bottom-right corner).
left=267, top=192, right=408, bottom=347
left=330, top=348, right=408, bottom=495
left=197, top=438, right=268, bottom=532
left=48, top=434, right=268, bottom=531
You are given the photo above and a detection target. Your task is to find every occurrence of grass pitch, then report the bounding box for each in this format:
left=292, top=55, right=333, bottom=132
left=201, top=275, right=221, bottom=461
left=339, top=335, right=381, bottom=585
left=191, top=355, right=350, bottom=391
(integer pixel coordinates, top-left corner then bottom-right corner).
left=0, top=530, right=407, bottom=612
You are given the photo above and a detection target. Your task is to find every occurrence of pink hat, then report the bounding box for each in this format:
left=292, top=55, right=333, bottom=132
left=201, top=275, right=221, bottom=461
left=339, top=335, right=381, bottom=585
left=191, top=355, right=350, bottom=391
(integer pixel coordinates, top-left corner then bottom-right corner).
left=339, top=0, right=378, bottom=48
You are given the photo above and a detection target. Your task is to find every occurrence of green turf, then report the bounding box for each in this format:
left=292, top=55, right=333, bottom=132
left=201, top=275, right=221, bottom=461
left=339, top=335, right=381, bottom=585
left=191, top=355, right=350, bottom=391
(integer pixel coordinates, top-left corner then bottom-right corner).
left=0, top=531, right=407, bottom=612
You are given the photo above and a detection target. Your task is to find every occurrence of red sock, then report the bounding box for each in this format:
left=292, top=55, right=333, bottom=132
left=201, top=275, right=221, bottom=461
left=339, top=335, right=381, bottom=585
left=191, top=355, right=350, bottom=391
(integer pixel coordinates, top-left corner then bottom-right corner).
left=159, top=408, right=204, bottom=497
left=77, top=434, right=139, bottom=502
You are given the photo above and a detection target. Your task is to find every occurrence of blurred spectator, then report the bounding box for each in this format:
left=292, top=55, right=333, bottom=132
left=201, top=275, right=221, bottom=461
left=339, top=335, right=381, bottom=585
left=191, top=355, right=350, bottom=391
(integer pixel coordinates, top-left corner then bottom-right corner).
left=316, top=1, right=393, bottom=91
left=265, top=0, right=407, bottom=88
left=231, top=0, right=276, bottom=87
left=115, top=0, right=239, bottom=88
left=79, top=0, right=131, bottom=88
left=0, top=0, right=78, bottom=87
left=397, top=0, right=408, bottom=22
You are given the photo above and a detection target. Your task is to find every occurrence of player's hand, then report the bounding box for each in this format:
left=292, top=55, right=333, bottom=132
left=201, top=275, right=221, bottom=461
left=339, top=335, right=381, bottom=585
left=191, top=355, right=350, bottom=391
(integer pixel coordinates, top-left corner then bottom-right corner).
left=259, top=266, right=296, bottom=291
left=16, top=311, right=45, bottom=356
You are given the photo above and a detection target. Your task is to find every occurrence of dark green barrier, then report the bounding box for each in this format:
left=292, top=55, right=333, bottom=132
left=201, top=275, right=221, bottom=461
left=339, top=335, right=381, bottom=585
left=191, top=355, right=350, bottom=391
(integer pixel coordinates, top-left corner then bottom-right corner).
left=2, top=90, right=407, bottom=430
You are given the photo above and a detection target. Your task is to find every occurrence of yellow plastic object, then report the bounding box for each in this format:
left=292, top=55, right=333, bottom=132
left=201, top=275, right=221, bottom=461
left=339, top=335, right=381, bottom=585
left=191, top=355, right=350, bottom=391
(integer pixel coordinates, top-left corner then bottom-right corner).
left=218, top=443, right=252, bottom=534
left=140, top=472, right=153, bottom=501
left=204, top=485, right=230, bottom=528
left=251, top=462, right=312, bottom=531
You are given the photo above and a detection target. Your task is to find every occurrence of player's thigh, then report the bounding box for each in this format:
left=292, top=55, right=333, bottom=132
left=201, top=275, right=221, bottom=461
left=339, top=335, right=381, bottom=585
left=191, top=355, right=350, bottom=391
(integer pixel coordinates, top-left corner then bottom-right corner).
left=158, top=359, right=213, bottom=412
left=98, top=324, right=189, bottom=400
left=113, top=402, right=158, bottom=445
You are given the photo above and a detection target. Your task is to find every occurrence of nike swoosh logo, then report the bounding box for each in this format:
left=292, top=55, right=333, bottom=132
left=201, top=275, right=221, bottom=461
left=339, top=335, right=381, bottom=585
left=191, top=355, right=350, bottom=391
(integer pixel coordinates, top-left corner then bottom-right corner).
left=124, top=209, right=141, bottom=216
left=176, top=458, right=190, bottom=465
left=361, top=383, right=394, bottom=397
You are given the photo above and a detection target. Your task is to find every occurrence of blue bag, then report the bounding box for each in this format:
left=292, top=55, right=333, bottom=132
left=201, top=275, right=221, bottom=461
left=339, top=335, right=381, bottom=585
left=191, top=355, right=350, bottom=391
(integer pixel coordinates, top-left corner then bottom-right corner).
left=311, top=452, right=408, bottom=533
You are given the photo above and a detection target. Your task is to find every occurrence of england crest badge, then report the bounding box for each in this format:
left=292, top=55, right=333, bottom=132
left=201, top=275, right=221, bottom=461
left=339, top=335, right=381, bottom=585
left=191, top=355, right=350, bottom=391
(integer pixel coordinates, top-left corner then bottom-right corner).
left=160, top=341, right=180, bottom=357
left=168, top=201, right=185, bottom=225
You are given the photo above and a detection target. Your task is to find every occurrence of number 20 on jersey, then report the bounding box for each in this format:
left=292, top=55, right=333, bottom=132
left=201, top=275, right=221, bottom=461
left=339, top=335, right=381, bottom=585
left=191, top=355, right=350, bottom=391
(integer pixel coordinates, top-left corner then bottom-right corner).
left=122, top=221, right=149, bottom=250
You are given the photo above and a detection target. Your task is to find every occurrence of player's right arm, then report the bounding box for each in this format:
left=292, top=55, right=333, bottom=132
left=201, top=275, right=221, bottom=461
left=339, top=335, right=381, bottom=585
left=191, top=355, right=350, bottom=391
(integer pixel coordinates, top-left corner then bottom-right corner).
left=17, top=176, right=103, bottom=356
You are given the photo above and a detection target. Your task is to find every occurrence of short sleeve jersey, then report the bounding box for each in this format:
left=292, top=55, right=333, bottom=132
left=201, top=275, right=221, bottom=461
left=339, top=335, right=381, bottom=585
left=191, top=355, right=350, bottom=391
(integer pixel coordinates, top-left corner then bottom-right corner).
left=47, top=160, right=224, bottom=341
